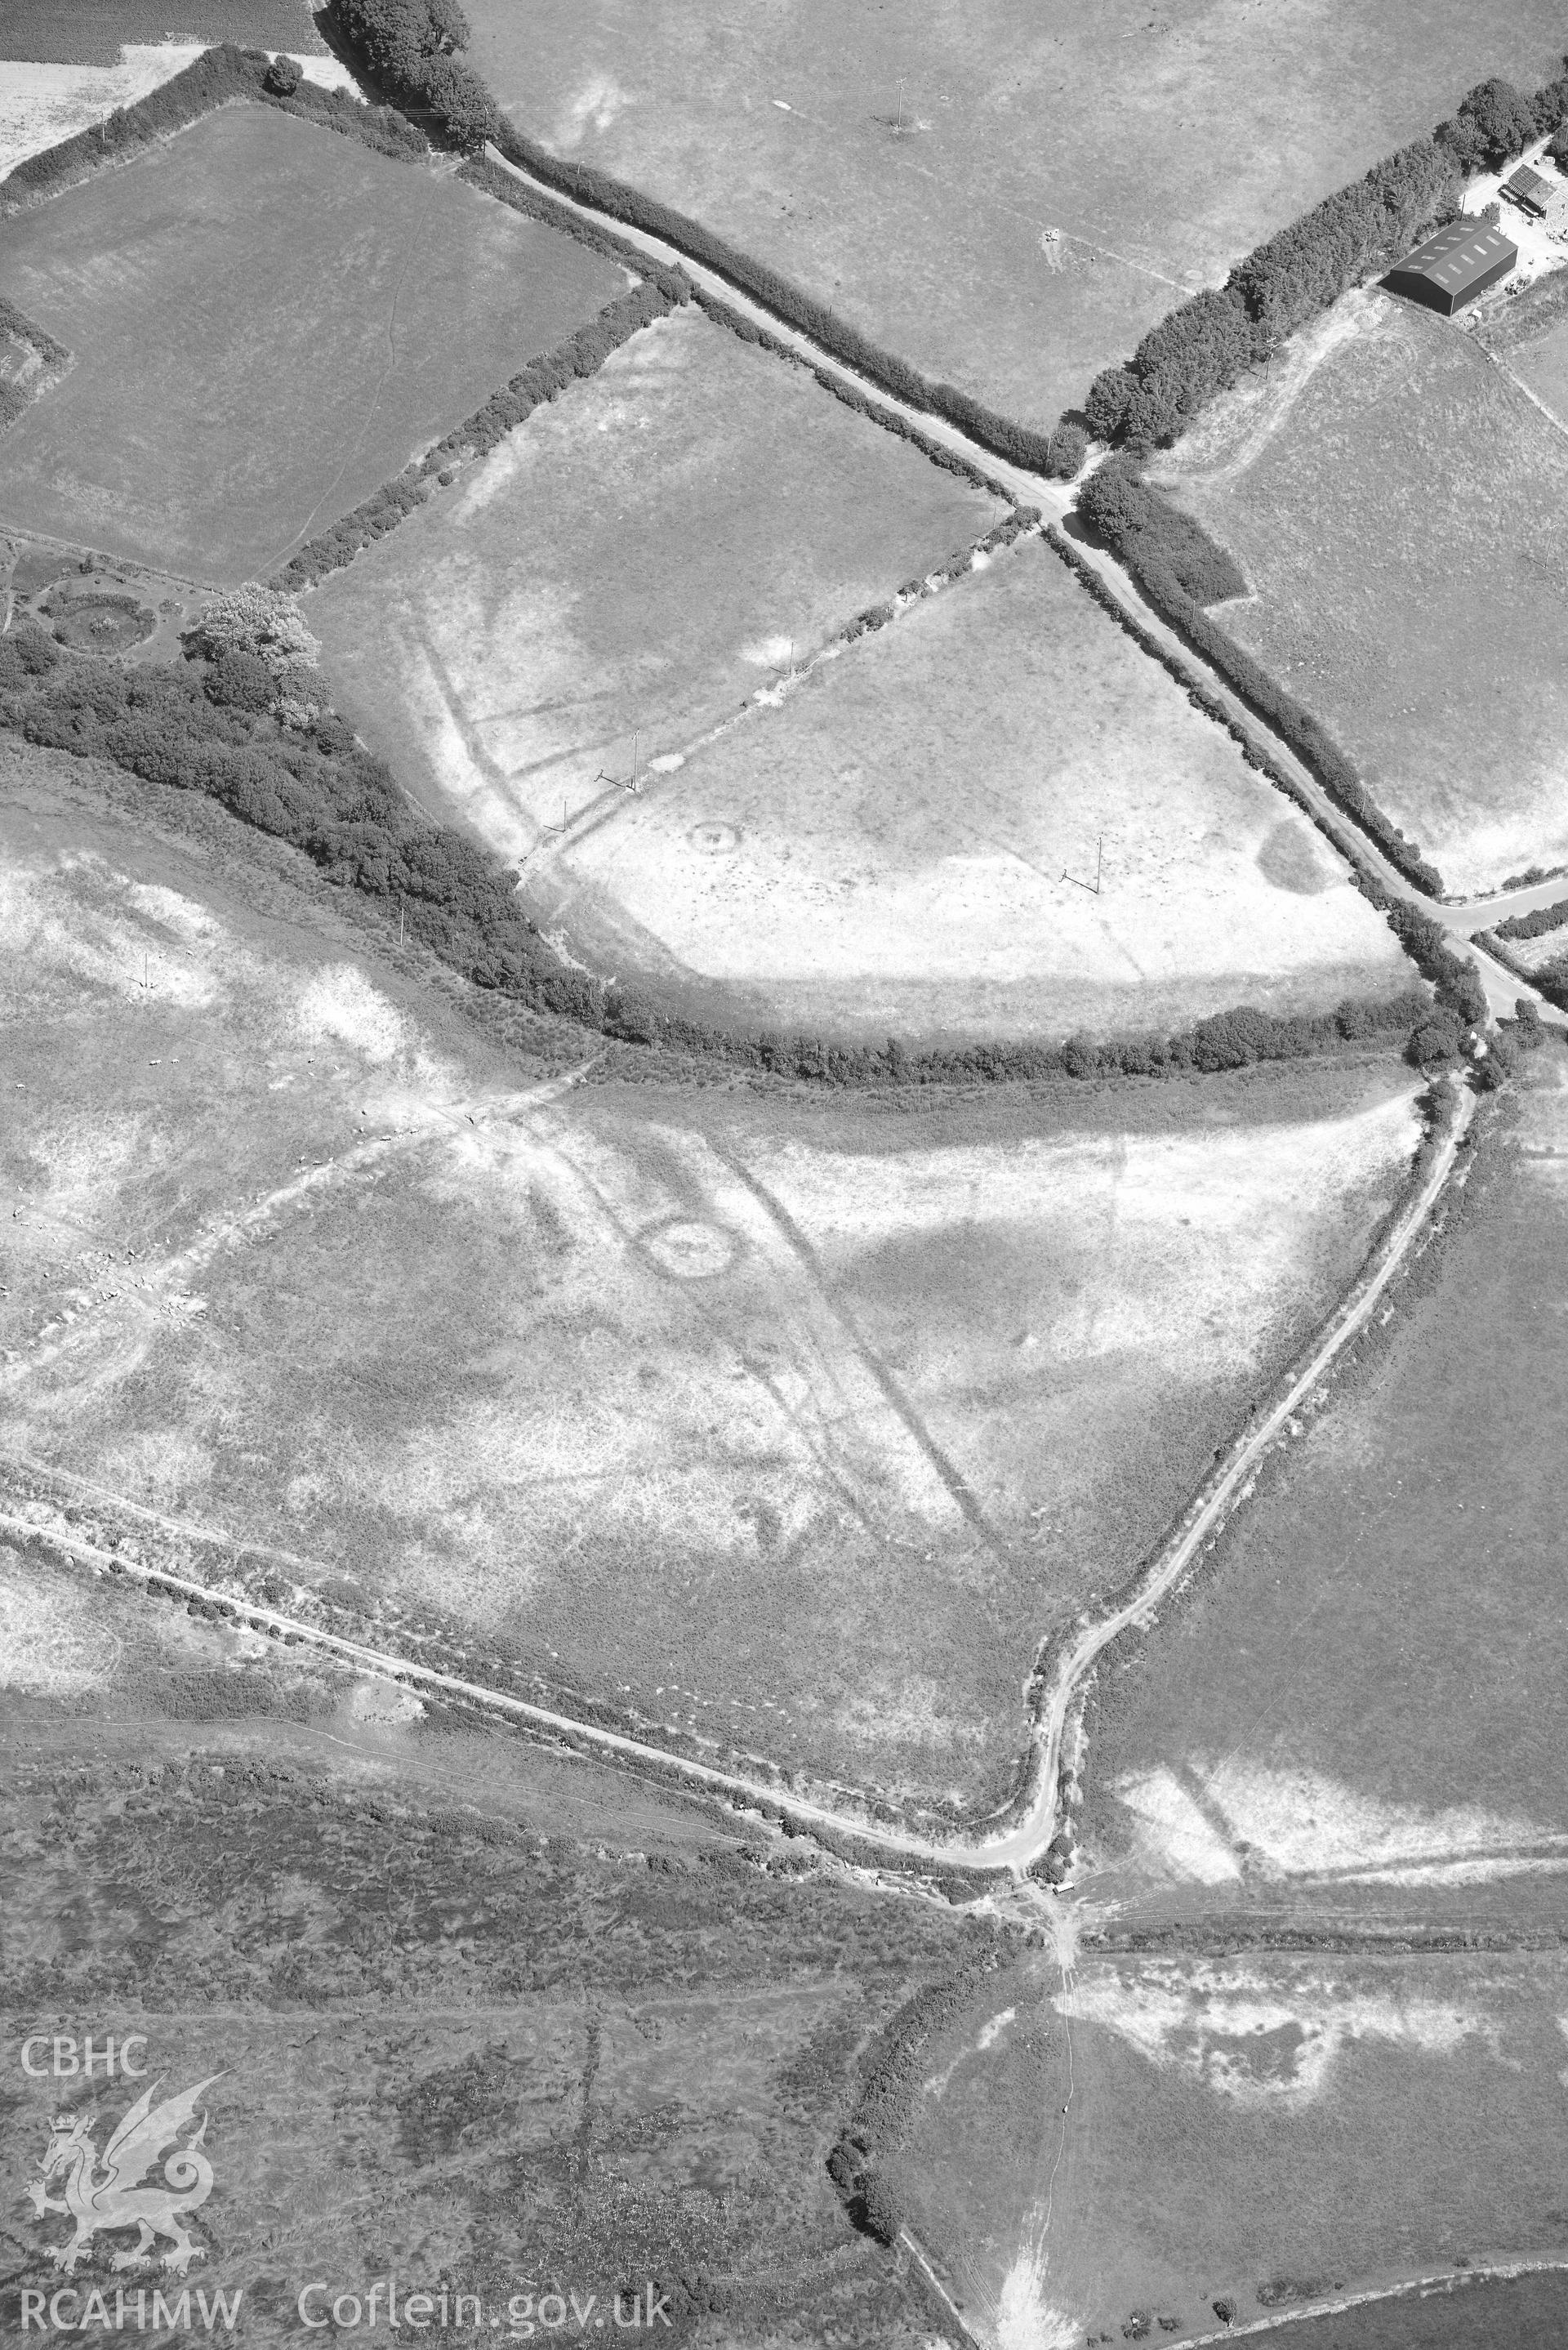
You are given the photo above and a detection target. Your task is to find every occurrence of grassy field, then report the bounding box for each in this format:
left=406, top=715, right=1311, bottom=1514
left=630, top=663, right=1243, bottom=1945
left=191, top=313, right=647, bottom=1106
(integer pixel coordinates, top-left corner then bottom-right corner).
left=896, top=1940, right=1568, bottom=2348
left=309, top=300, right=1004, bottom=912
left=0, top=1, right=323, bottom=65
left=464, top=0, right=1568, bottom=435
left=1078, top=1055, right=1568, bottom=1941
left=0, top=1544, right=968, bottom=2345
left=1152, top=288, right=1568, bottom=894
left=0, top=104, right=625, bottom=582
left=0, top=741, right=1427, bottom=1818
left=488, top=530, right=1407, bottom=1043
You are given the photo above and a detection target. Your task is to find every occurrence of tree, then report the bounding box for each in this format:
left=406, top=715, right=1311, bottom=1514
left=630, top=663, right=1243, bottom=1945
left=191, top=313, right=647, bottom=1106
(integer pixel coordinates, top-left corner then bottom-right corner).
left=189, top=585, right=320, bottom=677
left=265, top=53, right=302, bottom=95
left=1083, top=365, right=1136, bottom=444
left=1408, top=1013, right=1463, bottom=1066
left=1450, top=77, right=1539, bottom=167
left=205, top=649, right=277, bottom=711
left=857, top=2172, right=905, bottom=2246
left=1045, top=421, right=1088, bottom=479
left=424, top=51, right=501, bottom=148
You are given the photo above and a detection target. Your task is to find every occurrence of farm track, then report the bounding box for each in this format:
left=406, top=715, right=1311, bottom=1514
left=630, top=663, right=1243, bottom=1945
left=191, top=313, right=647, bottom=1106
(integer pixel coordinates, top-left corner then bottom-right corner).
left=0, top=1077, right=1474, bottom=1880
left=481, top=142, right=1564, bottom=1013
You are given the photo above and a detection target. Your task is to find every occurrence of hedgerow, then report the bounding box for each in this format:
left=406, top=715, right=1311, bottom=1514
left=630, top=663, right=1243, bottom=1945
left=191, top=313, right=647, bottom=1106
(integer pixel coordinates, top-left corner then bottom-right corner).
left=1077, top=460, right=1247, bottom=604
left=0, top=298, right=69, bottom=433
left=0, top=297, right=69, bottom=370
left=1, top=44, right=257, bottom=207
left=274, top=276, right=687, bottom=588
left=1494, top=895, right=1568, bottom=942
left=826, top=1949, right=1004, bottom=2242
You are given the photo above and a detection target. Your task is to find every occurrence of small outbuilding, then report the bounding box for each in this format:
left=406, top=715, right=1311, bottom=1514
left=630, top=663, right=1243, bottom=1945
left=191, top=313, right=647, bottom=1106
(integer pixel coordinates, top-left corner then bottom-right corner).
left=1502, top=163, right=1552, bottom=217
left=1384, top=219, right=1517, bottom=314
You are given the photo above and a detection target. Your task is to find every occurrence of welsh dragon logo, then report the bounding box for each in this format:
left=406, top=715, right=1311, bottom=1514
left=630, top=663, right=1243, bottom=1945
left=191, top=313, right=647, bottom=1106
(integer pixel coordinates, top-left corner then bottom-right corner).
left=26, top=2076, right=220, bottom=2276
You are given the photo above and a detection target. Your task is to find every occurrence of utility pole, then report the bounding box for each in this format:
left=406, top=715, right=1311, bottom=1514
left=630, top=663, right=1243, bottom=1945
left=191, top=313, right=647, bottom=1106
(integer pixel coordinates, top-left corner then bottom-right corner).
left=1061, top=834, right=1104, bottom=897
left=895, top=76, right=906, bottom=136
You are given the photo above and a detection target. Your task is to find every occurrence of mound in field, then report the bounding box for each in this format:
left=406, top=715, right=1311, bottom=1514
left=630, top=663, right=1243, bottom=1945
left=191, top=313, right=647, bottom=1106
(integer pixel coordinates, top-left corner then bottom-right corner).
left=0, top=743, right=1428, bottom=1814
left=1079, top=1056, right=1568, bottom=1936
left=1152, top=288, right=1568, bottom=895
left=0, top=102, right=626, bottom=582
left=423, top=527, right=1409, bottom=1046
left=463, top=0, right=1568, bottom=435
left=308, top=301, right=1006, bottom=876
left=894, top=1939, right=1568, bottom=2348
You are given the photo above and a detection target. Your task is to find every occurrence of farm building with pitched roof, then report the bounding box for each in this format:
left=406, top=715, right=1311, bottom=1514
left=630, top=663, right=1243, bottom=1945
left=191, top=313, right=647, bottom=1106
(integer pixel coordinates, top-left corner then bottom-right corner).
left=1384, top=219, right=1517, bottom=315
left=1502, top=163, right=1552, bottom=217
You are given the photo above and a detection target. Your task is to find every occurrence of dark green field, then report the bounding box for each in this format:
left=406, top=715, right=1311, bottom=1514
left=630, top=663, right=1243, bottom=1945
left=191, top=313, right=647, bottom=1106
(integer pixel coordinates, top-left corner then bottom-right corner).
left=0, top=103, right=624, bottom=582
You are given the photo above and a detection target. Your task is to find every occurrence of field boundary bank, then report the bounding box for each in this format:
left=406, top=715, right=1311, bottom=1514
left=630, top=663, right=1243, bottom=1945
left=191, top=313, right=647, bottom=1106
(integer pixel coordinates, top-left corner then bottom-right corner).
left=0, top=1075, right=1475, bottom=1873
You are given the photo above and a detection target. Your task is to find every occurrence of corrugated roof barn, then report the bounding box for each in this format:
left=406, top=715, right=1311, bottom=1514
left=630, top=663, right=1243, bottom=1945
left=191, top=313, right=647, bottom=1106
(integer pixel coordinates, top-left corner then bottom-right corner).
left=1384, top=219, right=1517, bottom=315
left=1502, top=163, right=1552, bottom=216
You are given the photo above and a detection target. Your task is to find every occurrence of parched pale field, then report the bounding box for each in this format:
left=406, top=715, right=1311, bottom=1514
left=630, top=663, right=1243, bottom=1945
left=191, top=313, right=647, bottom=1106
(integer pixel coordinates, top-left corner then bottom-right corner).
left=1153, top=288, right=1568, bottom=894
left=1078, top=1060, right=1568, bottom=1940
left=897, top=1942, right=1568, bottom=2349
left=504, top=534, right=1412, bottom=1042
left=466, top=0, right=1568, bottom=433
left=309, top=300, right=1004, bottom=873
left=0, top=745, right=1426, bottom=1813
left=0, top=46, right=355, bottom=181
left=0, top=104, right=625, bottom=582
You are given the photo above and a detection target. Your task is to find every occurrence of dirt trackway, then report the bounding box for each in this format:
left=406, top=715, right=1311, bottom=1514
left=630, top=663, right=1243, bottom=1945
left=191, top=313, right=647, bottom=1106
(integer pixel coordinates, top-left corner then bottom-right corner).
left=484, top=145, right=1560, bottom=1019
left=0, top=1081, right=1473, bottom=1879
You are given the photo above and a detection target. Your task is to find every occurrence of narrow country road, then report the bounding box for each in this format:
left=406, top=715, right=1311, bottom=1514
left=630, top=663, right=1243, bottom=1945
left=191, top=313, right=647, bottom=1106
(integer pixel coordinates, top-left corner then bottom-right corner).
left=484, top=143, right=1561, bottom=1019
